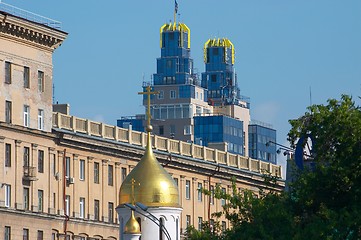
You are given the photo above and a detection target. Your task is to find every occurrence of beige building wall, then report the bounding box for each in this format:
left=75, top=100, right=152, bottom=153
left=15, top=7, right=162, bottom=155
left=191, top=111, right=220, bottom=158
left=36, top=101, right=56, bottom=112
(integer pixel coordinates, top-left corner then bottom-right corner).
left=0, top=123, right=283, bottom=239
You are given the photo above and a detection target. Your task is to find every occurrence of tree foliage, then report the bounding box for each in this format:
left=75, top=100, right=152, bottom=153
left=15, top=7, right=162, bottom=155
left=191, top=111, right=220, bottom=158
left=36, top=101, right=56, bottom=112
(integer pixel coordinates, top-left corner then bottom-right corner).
left=186, top=95, right=361, bottom=239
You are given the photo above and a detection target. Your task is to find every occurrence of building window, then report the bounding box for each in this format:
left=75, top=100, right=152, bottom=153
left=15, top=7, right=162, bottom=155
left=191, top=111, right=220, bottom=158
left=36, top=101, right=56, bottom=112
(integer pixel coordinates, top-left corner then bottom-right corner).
left=108, top=202, right=114, bottom=223
left=53, top=192, right=56, bottom=209
left=198, top=217, right=203, bottom=230
left=184, top=125, right=192, bottom=135
left=65, top=195, right=70, bottom=216
left=210, top=185, right=214, bottom=205
left=94, top=162, right=99, bottom=184
left=4, top=226, right=11, bottom=240
left=79, top=159, right=85, bottom=180
left=79, top=197, right=85, bottom=218
left=38, top=150, right=44, bottom=173
left=23, top=228, right=29, bottom=240
left=51, top=154, right=56, bottom=176
left=94, top=199, right=100, bottom=221
left=158, top=90, right=164, bottom=99
left=37, top=230, right=43, bottom=240
left=5, top=143, right=11, bottom=167
left=65, top=157, right=70, bottom=178
left=24, top=66, right=30, bottom=88
left=38, top=109, right=44, bottom=130
left=170, top=90, right=176, bottom=99
left=185, top=180, right=190, bottom=200
left=23, top=147, right=30, bottom=167
left=38, top=70, right=44, bottom=92
left=222, top=221, right=226, bottom=231
left=23, top=187, right=29, bottom=210
left=186, top=215, right=191, bottom=228
left=24, top=105, right=30, bottom=127
left=38, top=190, right=43, bottom=212
left=170, top=125, right=176, bottom=137
left=51, top=233, right=56, bottom=240
left=159, top=125, right=164, bottom=136
left=221, top=187, right=226, bottom=206
left=197, top=183, right=202, bottom=202
left=5, top=101, right=12, bottom=123
left=108, top=165, right=113, bottom=186
left=121, top=167, right=127, bottom=182
left=5, top=61, right=11, bottom=84
left=5, top=184, right=11, bottom=207
left=210, top=219, right=215, bottom=231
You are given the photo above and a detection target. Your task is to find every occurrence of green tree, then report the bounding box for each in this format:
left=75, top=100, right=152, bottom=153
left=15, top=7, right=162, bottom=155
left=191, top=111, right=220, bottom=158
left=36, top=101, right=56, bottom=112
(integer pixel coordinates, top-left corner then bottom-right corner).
left=186, top=95, right=361, bottom=240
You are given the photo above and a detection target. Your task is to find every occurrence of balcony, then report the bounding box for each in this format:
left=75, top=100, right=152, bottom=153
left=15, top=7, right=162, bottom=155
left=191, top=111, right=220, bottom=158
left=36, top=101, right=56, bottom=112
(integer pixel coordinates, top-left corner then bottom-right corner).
left=23, top=166, right=38, bottom=181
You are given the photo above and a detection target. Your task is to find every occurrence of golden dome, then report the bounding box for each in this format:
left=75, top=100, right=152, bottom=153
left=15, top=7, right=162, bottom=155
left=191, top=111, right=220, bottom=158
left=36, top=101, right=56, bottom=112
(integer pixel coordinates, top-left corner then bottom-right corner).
left=124, top=211, right=140, bottom=234
left=119, top=133, right=180, bottom=208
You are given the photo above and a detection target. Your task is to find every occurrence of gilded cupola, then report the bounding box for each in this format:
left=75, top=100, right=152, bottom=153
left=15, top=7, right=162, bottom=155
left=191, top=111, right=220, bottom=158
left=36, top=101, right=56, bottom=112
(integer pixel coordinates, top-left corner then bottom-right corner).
left=119, top=86, right=180, bottom=208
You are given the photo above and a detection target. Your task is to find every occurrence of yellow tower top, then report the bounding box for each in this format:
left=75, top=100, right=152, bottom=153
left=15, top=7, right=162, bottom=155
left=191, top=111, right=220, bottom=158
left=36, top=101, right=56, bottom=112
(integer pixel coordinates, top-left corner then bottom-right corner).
left=118, top=86, right=180, bottom=208
left=203, top=38, right=235, bottom=64
left=159, top=22, right=191, bottom=49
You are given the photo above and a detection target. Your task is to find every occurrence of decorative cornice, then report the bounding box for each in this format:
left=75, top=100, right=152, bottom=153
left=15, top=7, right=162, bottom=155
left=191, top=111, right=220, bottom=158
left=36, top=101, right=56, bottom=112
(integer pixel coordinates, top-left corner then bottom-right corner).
left=0, top=12, right=67, bottom=51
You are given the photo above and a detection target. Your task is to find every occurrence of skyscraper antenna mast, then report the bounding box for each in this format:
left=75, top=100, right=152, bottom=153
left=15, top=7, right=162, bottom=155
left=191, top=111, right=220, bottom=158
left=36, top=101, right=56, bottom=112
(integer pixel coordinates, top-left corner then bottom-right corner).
left=174, top=0, right=178, bottom=23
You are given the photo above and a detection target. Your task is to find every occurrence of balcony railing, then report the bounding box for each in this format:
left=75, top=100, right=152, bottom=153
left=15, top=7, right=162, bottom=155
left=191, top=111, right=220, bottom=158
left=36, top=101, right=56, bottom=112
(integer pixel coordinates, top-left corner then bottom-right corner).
left=23, top=166, right=37, bottom=181
left=52, top=112, right=282, bottom=177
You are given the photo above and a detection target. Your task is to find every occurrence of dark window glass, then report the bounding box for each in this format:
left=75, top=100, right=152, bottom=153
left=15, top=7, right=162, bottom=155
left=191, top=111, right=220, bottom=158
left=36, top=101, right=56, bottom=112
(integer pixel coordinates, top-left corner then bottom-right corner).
left=38, top=150, right=44, bottom=173
left=5, top=143, right=11, bottom=167
left=24, top=67, right=30, bottom=88
left=5, top=61, right=11, bottom=84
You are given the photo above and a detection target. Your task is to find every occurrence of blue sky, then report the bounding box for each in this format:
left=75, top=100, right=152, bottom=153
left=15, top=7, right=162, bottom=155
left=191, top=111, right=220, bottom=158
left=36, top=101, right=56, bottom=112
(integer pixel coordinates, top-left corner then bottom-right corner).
left=4, top=1, right=361, bottom=164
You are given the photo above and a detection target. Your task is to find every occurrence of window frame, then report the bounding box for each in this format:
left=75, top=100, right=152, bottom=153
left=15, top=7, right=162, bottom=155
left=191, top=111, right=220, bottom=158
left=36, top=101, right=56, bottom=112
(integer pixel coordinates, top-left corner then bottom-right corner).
left=65, top=195, right=70, bottom=216
left=38, top=150, right=44, bottom=173
left=38, top=109, right=44, bottom=130
left=23, top=228, right=29, bottom=240
left=23, top=105, right=30, bottom=127
left=23, top=187, right=29, bottom=210
left=5, top=184, right=11, bottom=207
left=79, top=197, right=85, bottom=219
left=37, top=230, right=43, bottom=240
left=5, top=101, right=12, bottom=124
left=4, top=226, right=11, bottom=240
left=24, top=66, right=30, bottom=88
left=197, top=182, right=202, bottom=202
left=108, top=202, right=114, bottom=223
left=94, top=199, right=100, bottom=221
left=38, top=189, right=43, bottom=212
left=23, top=147, right=30, bottom=167
left=94, top=162, right=99, bottom=184
left=185, top=180, right=190, bottom=200
left=5, top=143, right=11, bottom=167
left=37, top=70, right=44, bottom=92
left=5, top=61, right=11, bottom=84
left=108, top=165, right=113, bottom=186
left=65, top=157, right=70, bottom=178
left=79, top=159, right=85, bottom=181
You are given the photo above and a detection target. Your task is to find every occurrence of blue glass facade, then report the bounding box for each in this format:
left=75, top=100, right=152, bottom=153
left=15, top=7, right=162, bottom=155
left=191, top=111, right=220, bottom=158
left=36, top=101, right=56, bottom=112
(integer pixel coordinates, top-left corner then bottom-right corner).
left=153, top=24, right=199, bottom=86
left=248, top=124, right=277, bottom=164
left=201, top=39, right=241, bottom=106
left=117, top=118, right=144, bottom=132
left=194, top=115, right=244, bottom=155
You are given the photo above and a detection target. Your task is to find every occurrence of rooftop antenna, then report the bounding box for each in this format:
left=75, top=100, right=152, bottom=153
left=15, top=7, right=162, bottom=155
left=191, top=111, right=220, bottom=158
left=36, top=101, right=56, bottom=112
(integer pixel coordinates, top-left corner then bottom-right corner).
left=309, top=86, right=312, bottom=106
left=174, top=0, right=178, bottom=23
